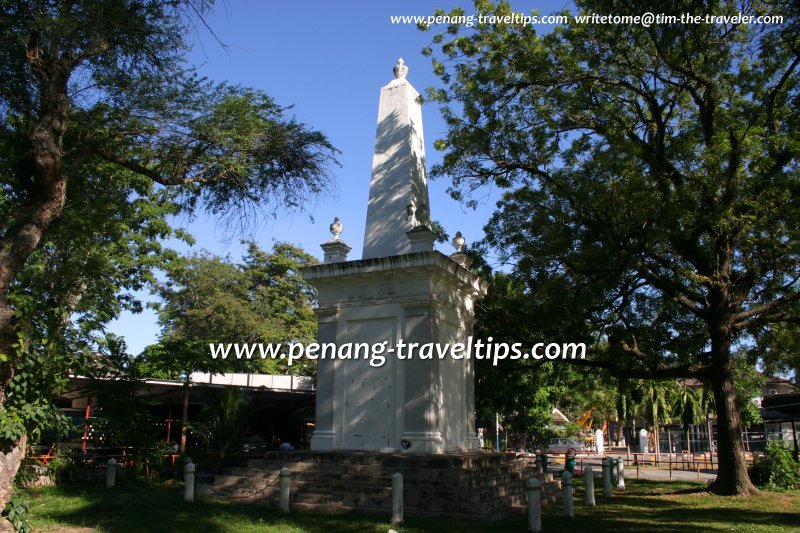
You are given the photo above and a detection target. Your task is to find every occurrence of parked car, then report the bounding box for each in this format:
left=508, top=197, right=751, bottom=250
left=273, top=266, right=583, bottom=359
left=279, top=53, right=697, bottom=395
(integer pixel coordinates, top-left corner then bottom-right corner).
left=543, top=438, right=585, bottom=454
left=515, top=448, right=536, bottom=459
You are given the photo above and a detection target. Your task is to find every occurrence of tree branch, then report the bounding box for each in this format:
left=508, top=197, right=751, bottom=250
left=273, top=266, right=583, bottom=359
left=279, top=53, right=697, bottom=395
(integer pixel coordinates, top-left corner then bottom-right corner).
left=95, top=150, right=178, bottom=186
left=732, top=292, right=800, bottom=328
left=564, top=357, right=711, bottom=380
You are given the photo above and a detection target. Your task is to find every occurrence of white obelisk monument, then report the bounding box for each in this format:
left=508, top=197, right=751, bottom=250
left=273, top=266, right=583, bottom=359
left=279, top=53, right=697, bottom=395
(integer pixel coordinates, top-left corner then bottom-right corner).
left=362, top=58, right=431, bottom=259
left=303, top=59, right=486, bottom=453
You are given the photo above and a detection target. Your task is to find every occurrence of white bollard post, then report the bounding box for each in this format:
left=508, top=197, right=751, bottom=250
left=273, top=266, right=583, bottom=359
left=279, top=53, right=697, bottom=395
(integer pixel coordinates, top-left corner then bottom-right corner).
left=561, top=470, right=574, bottom=519
left=391, top=472, right=403, bottom=525
left=526, top=476, right=542, bottom=532
left=616, top=458, right=625, bottom=489
left=595, top=428, right=605, bottom=454
left=584, top=465, right=595, bottom=506
left=184, top=461, right=195, bottom=502
left=106, top=458, right=117, bottom=489
left=279, top=467, right=291, bottom=513
left=602, top=457, right=613, bottom=497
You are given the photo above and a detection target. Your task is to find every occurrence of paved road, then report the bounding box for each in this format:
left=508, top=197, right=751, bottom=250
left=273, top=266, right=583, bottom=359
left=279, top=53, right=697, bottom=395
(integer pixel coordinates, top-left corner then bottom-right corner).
left=541, top=453, right=718, bottom=483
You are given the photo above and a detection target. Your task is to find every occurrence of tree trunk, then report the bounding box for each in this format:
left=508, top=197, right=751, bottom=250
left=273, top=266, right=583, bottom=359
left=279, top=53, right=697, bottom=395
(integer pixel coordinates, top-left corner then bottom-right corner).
left=653, top=423, right=660, bottom=464
left=0, top=71, right=70, bottom=327
left=708, top=323, right=758, bottom=495
left=0, top=68, right=70, bottom=514
left=0, top=433, right=27, bottom=531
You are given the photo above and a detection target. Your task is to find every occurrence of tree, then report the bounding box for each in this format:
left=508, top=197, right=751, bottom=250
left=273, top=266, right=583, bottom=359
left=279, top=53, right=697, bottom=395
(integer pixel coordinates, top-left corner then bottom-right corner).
left=0, top=0, right=336, bottom=512
left=424, top=0, right=799, bottom=494
left=85, top=335, right=165, bottom=478
left=732, top=359, right=765, bottom=430
left=471, top=270, right=619, bottom=449
left=151, top=242, right=318, bottom=367
left=0, top=161, right=185, bottom=509
left=142, top=242, right=318, bottom=454
left=640, top=380, right=677, bottom=455
left=672, top=384, right=702, bottom=453
left=194, top=386, right=249, bottom=467
left=697, top=382, right=717, bottom=452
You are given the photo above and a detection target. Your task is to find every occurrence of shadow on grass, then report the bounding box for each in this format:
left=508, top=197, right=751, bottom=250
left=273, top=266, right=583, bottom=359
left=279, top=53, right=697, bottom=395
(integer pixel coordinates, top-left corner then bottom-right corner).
left=29, top=484, right=373, bottom=533
left=27, top=480, right=800, bottom=533
left=561, top=479, right=800, bottom=532
left=29, top=483, right=515, bottom=533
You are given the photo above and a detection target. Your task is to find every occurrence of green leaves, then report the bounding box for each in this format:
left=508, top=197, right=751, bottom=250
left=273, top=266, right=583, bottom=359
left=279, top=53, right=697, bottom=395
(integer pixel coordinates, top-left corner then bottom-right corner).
left=672, top=385, right=702, bottom=433
left=143, top=242, right=319, bottom=378
left=749, top=441, right=800, bottom=491
left=1, top=340, right=73, bottom=441
left=424, top=0, right=800, bottom=379
left=425, top=2, right=799, bottom=487
left=155, top=84, right=339, bottom=226
left=2, top=489, right=31, bottom=533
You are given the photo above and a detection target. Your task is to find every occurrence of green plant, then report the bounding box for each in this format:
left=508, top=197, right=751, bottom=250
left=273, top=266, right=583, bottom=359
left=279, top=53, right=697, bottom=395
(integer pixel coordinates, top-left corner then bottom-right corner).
left=2, top=490, right=31, bottom=533
left=195, top=387, right=250, bottom=468
left=560, top=422, right=583, bottom=440
left=749, top=441, right=800, bottom=491
left=48, top=448, right=79, bottom=485
left=530, top=425, right=561, bottom=452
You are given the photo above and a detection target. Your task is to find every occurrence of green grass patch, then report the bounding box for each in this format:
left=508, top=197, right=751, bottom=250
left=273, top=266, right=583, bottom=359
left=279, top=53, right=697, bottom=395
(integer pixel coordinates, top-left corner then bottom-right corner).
left=25, top=479, right=800, bottom=532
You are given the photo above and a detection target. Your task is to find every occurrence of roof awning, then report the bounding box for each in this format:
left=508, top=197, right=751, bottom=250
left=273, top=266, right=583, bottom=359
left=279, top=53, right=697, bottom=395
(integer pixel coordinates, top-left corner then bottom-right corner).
left=762, top=394, right=800, bottom=417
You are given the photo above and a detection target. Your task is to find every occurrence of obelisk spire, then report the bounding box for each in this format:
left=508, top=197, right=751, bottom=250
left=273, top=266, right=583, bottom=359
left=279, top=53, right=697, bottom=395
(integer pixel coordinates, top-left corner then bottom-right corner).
left=362, top=59, right=432, bottom=259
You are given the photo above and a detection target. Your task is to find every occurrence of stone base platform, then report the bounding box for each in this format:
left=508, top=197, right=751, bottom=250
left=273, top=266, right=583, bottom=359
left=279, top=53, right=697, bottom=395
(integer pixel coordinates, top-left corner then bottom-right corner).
left=197, top=451, right=562, bottom=520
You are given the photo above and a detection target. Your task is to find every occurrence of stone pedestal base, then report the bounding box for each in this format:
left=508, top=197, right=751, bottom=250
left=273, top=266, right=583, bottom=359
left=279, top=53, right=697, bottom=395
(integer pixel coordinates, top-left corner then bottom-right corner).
left=199, top=451, right=561, bottom=520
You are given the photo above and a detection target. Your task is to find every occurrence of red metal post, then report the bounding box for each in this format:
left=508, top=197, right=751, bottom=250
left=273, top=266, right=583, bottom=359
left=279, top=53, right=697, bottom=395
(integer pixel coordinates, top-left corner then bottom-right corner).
left=81, top=400, right=91, bottom=454
left=166, top=406, right=173, bottom=443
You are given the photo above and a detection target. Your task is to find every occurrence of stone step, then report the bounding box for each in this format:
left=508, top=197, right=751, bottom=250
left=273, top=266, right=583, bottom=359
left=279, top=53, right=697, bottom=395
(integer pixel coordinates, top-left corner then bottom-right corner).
left=240, top=463, right=529, bottom=481
left=203, top=487, right=533, bottom=506
left=202, top=452, right=545, bottom=520
left=251, top=453, right=533, bottom=470
left=246, top=461, right=527, bottom=476
left=212, top=474, right=533, bottom=497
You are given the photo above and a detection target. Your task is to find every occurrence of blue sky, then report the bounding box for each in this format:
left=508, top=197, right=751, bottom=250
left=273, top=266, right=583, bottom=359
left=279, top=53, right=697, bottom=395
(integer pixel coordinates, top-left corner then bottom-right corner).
left=108, top=1, right=574, bottom=355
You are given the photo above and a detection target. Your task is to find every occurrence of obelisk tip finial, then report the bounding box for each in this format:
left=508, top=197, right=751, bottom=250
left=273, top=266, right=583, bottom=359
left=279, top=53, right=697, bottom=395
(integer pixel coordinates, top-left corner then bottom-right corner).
left=393, top=58, right=408, bottom=79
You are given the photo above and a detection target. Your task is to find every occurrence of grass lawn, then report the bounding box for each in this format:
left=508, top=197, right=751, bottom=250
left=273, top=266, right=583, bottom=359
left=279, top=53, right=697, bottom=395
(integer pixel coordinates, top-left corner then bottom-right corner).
left=26, top=479, right=800, bottom=532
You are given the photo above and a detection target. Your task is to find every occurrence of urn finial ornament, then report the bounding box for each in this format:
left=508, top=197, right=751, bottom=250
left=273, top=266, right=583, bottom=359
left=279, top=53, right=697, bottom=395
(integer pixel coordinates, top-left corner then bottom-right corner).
left=406, top=201, right=421, bottom=227
left=393, top=58, right=408, bottom=79
left=452, top=231, right=466, bottom=252
left=330, top=217, right=343, bottom=240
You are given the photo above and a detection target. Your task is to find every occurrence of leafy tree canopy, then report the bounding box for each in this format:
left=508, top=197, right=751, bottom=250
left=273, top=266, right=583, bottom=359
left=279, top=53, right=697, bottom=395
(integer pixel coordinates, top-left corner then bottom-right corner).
left=142, top=242, right=319, bottom=378
left=472, top=271, right=619, bottom=447
left=0, top=0, right=336, bottom=510
left=1, top=0, right=337, bottom=358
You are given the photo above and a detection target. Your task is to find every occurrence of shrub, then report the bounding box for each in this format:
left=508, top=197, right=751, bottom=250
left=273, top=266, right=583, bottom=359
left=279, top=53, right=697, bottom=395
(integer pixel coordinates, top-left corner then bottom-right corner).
left=2, top=490, right=32, bottom=533
left=749, top=441, right=800, bottom=491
